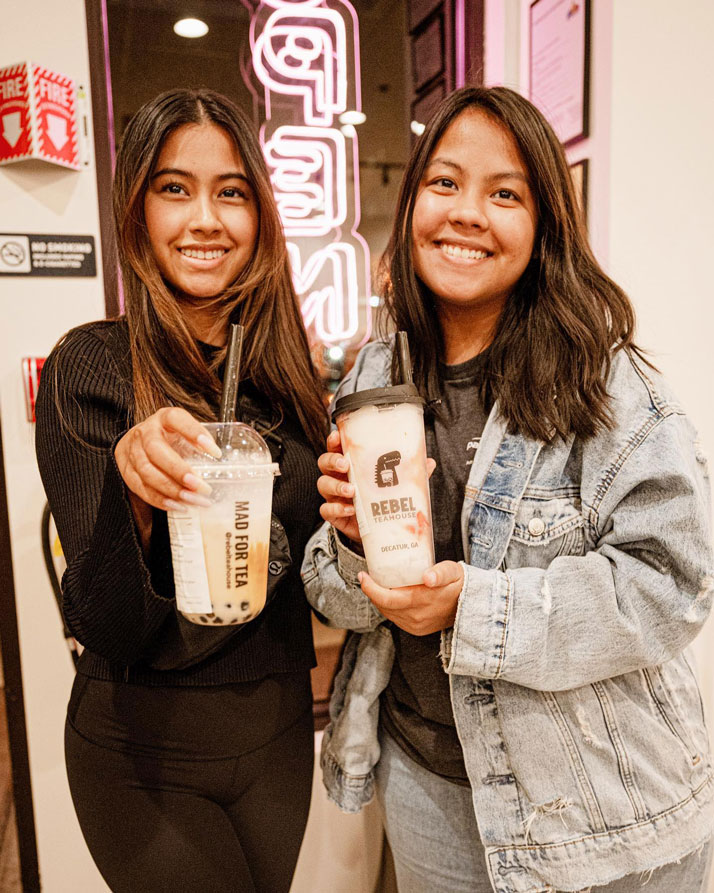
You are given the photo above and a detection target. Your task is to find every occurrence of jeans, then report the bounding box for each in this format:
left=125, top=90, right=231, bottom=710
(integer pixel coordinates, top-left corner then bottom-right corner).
left=375, top=728, right=712, bottom=893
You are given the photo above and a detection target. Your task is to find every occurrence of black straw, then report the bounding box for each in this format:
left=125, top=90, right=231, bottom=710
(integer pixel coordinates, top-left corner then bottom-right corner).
left=396, top=331, right=413, bottom=385
left=219, top=324, right=244, bottom=424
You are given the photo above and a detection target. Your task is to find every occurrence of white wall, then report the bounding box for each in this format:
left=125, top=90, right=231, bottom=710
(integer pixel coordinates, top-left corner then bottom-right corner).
left=609, top=0, right=714, bottom=467
left=0, top=1, right=108, bottom=889
left=608, top=9, right=714, bottom=868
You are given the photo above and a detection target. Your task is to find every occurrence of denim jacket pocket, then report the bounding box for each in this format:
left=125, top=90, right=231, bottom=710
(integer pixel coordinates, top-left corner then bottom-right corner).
left=505, top=493, right=585, bottom=569
left=642, top=661, right=707, bottom=767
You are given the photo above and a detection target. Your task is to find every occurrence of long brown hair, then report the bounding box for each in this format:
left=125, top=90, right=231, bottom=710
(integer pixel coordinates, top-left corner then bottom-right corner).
left=382, top=86, right=650, bottom=441
left=113, top=88, right=327, bottom=452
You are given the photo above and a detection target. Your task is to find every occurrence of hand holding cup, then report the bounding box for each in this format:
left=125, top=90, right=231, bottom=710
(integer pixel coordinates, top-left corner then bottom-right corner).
left=318, top=429, right=437, bottom=548
left=358, top=560, right=464, bottom=635
left=317, top=429, right=361, bottom=543
left=115, top=406, right=222, bottom=513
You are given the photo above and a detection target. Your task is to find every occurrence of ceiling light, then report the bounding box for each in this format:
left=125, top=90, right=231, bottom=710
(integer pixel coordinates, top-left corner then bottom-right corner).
left=174, top=18, right=209, bottom=38
left=410, top=120, right=426, bottom=136
left=327, top=346, right=345, bottom=362
left=339, top=110, right=366, bottom=125
left=369, top=295, right=380, bottom=307
left=340, top=124, right=357, bottom=139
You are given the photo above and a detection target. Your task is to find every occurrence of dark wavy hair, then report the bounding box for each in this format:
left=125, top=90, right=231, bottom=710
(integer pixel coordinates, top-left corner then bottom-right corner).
left=381, top=86, right=650, bottom=441
left=113, top=88, right=327, bottom=452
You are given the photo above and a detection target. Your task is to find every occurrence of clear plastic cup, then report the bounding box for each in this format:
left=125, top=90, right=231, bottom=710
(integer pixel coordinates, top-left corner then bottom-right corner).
left=167, top=422, right=279, bottom=625
left=333, top=384, right=435, bottom=588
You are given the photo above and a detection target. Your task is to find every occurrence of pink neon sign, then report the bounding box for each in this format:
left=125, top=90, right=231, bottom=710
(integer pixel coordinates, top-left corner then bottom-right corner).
left=263, top=125, right=347, bottom=235
left=248, top=0, right=371, bottom=345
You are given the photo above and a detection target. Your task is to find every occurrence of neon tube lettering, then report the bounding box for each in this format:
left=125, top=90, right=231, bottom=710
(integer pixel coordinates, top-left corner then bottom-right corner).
left=248, top=0, right=371, bottom=345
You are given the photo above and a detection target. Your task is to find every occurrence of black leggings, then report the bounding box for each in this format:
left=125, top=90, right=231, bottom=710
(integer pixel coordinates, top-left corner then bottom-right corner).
left=65, top=671, right=314, bottom=893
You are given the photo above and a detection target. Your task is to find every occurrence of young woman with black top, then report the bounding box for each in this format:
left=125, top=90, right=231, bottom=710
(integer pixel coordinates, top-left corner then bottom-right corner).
left=35, top=88, right=327, bottom=893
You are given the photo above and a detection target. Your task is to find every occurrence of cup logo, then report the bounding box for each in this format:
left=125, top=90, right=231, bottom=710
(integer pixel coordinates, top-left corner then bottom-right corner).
left=375, top=450, right=401, bottom=487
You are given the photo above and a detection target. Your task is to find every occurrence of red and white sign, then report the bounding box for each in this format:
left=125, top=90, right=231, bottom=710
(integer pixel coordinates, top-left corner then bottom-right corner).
left=0, top=63, right=80, bottom=170
left=21, top=356, right=46, bottom=423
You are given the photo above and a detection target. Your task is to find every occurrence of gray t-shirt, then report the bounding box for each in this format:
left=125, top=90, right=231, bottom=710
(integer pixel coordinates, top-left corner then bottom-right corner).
left=381, top=351, right=489, bottom=784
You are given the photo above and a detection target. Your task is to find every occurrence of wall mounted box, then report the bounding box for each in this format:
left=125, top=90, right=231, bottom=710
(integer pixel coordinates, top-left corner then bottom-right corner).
left=21, top=357, right=46, bottom=423
left=0, top=62, right=80, bottom=170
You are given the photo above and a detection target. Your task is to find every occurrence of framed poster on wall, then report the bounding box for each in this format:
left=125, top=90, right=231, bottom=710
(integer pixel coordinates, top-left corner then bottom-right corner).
left=529, top=0, right=590, bottom=146
left=569, top=157, right=589, bottom=221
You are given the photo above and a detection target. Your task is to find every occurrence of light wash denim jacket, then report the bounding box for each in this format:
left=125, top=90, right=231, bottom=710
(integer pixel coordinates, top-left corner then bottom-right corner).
left=301, top=338, right=714, bottom=893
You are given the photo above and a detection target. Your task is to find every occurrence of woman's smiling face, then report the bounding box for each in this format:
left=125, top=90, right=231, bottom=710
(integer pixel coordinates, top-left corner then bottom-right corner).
left=411, top=109, right=537, bottom=320
left=144, top=123, right=259, bottom=300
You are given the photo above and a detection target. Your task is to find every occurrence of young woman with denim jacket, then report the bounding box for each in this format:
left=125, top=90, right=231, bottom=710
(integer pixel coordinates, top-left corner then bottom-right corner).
left=301, top=87, right=714, bottom=893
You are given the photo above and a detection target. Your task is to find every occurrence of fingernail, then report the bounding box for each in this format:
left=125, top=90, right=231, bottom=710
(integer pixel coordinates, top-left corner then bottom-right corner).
left=343, top=505, right=355, bottom=515
left=340, top=482, right=354, bottom=497
left=425, top=572, right=436, bottom=586
left=180, top=490, right=212, bottom=508
left=165, top=499, right=188, bottom=514
left=336, top=458, right=349, bottom=472
left=183, top=473, right=212, bottom=496
left=357, top=572, right=364, bottom=584
left=198, top=433, right=222, bottom=459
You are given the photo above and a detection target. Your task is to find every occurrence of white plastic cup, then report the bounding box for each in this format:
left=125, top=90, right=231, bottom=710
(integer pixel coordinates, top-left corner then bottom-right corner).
left=333, top=385, right=435, bottom=588
left=167, top=422, right=279, bottom=625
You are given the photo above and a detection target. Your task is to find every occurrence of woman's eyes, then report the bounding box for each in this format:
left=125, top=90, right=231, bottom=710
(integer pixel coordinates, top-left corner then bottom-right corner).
left=220, top=186, right=249, bottom=200
left=432, top=177, right=456, bottom=190
left=428, top=179, right=520, bottom=202
left=158, top=182, right=249, bottom=200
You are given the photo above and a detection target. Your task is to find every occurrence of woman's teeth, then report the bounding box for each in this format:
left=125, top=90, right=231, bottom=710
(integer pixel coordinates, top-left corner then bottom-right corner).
left=180, top=248, right=226, bottom=260
left=440, top=243, right=489, bottom=260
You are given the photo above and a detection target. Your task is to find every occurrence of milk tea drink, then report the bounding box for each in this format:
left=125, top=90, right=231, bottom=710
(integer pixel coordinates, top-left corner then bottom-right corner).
left=167, top=422, right=279, bottom=625
left=333, top=385, right=435, bottom=588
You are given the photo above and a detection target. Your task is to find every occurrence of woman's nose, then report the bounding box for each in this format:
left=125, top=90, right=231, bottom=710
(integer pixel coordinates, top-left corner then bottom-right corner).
left=189, top=195, right=221, bottom=234
left=447, top=195, right=489, bottom=229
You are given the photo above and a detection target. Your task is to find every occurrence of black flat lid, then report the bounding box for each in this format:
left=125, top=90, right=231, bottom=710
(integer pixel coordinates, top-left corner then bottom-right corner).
left=331, top=384, right=424, bottom=422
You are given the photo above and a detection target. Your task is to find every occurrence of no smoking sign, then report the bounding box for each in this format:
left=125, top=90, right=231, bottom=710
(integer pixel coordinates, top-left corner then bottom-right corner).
left=0, top=63, right=80, bottom=170
left=0, top=236, right=31, bottom=273
left=0, top=234, right=96, bottom=277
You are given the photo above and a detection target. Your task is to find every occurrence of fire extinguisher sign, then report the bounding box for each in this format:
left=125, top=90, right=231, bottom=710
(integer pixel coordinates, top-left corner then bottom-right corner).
left=0, top=234, right=96, bottom=277
left=0, top=65, right=32, bottom=161
left=0, top=63, right=80, bottom=170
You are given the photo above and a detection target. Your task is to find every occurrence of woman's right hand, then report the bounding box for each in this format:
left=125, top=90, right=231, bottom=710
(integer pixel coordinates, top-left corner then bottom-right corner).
left=317, top=431, right=437, bottom=547
left=115, top=407, right=222, bottom=513
left=317, top=429, right=362, bottom=544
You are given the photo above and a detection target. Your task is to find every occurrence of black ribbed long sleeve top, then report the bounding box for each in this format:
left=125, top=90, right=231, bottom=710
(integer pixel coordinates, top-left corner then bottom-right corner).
left=35, top=319, right=319, bottom=685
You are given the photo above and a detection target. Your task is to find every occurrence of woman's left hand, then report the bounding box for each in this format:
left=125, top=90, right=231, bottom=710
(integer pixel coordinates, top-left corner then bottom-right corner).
left=358, top=561, right=464, bottom=636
